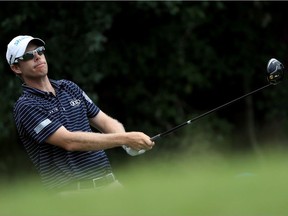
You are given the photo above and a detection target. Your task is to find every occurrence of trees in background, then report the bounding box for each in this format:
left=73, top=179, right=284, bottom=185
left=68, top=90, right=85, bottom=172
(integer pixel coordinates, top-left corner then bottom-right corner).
left=1, top=2, right=288, bottom=175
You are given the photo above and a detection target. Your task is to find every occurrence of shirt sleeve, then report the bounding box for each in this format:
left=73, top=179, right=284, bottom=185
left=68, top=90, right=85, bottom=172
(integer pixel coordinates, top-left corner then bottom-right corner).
left=14, top=102, right=63, bottom=144
left=81, top=90, right=100, bottom=118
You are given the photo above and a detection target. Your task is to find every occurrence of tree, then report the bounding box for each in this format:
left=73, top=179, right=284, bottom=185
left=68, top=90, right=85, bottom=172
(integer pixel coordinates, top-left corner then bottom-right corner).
left=1, top=2, right=288, bottom=177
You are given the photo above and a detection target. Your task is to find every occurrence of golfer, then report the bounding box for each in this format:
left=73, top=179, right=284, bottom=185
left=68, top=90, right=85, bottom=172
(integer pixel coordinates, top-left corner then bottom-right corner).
left=6, top=35, right=155, bottom=193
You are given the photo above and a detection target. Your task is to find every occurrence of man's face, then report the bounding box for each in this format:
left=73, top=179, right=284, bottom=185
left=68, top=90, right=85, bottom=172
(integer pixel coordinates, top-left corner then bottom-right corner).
left=11, top=43, right=48, bottom=81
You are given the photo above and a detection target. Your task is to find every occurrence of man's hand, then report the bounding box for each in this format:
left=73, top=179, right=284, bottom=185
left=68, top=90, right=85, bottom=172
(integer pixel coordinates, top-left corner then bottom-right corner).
left=122, top=132, right=155, bottom=156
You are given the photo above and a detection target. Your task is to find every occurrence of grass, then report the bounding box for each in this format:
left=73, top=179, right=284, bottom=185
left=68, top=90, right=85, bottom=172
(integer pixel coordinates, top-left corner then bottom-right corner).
left=1, top=150, right=288, bottom=216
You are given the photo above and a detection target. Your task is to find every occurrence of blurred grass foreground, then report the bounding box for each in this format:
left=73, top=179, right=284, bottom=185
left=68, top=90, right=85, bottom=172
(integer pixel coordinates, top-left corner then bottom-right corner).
left=1, top=150, right=288, bottom=216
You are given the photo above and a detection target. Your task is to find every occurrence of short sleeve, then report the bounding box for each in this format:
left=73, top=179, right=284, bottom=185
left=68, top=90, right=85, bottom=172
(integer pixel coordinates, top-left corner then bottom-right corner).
left=14, top=103, right=63, bottom=144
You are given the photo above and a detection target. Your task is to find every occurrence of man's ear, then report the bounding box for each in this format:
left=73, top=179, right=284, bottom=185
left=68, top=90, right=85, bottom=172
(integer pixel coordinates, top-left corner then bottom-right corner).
left=10, top=64, right=22, bottom=76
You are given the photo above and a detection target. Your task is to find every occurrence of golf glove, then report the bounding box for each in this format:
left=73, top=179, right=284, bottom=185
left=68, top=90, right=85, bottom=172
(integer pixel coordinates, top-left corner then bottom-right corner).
left=122, top=145, right=146, bottom=156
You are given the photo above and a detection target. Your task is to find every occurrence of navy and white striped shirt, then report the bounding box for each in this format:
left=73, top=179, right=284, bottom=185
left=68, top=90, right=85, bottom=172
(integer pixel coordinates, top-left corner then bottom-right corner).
left=14, top=79, right=112, bottom=190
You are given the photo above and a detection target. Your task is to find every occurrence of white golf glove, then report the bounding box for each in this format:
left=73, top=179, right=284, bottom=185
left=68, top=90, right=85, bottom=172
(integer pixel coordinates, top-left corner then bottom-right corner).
left=122, top=145, right=146, bottom=156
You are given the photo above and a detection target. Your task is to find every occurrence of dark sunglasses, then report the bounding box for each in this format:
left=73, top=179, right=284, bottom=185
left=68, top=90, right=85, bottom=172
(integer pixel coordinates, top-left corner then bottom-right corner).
left=14, top=46, right=45, bottom=63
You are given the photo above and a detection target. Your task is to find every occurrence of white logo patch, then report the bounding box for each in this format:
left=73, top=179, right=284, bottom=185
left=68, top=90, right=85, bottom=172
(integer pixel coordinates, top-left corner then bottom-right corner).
left=82, top=92, right=93, bottom=103
left=70, top=99, right=81, bottom=107
left=34, top=119, right=52, bottom=134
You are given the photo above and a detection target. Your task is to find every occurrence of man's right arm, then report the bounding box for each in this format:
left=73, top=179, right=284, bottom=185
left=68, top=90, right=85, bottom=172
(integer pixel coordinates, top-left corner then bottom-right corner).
left=45, top=126, right=154, bottom=152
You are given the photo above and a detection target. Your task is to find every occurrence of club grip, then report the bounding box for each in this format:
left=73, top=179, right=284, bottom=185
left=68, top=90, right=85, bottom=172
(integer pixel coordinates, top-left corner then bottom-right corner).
left=150, top=134, right=161, bottom=141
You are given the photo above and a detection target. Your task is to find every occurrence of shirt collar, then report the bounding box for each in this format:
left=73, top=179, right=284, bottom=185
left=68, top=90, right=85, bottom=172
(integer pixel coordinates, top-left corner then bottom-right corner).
left=22, top=79, right=64, bottom=97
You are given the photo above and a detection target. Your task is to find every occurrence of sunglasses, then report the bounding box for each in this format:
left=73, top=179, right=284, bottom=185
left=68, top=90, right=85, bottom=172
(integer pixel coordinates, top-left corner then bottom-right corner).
left=14, top=46, right=45, bottom=63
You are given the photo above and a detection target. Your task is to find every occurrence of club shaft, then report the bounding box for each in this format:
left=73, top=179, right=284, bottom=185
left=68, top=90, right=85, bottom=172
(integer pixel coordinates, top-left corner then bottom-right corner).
left=150, top=83, right=273, bottom=141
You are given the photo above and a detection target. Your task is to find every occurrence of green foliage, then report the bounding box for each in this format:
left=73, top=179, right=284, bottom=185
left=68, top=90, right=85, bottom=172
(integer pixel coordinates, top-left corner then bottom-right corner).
left=2, top=151, right=288, bottom=215
left=1, top=2, right=288, bottom=176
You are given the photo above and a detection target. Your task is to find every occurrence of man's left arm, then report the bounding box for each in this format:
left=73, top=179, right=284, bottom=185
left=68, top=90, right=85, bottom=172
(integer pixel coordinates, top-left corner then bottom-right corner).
left=89, top=110, right=125, bottom=134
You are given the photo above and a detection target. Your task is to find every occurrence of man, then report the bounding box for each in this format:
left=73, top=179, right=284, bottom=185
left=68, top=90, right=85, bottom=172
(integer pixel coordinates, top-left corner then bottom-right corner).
left=6, top=35, right=154, bottom=192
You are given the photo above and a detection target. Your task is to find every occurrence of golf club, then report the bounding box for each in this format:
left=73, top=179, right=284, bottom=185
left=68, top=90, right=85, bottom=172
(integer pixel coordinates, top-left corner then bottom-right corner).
left=125, top=58, right=284, bottom=156
left=150, top=58, right=285, bottom=141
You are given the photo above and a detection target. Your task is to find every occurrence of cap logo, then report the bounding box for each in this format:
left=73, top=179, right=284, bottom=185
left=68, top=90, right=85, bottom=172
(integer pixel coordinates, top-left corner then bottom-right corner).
left=13, top=36, right=30, bottom=46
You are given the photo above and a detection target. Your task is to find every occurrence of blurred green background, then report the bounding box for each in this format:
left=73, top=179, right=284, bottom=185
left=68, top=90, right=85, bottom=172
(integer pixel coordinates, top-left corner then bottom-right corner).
left=1, top=151, right=288, bottom=216
left=1, top=1, right=288, bottom=184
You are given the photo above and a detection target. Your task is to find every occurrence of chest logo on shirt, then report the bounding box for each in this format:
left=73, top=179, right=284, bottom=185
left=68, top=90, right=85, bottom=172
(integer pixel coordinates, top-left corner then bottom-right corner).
left=70, top=99, right=81, bottom=107
left=48, top=107, right=59, bottom=114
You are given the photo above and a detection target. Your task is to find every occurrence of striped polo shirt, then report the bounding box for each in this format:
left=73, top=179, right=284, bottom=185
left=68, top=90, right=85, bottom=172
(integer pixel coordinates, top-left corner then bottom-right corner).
left=13, top=79, right=113, bottom=190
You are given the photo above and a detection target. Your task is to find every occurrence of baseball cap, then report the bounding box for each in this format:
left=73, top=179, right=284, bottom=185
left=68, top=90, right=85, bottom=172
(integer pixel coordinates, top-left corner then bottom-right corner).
left=6, top=35, right=45, bottom=65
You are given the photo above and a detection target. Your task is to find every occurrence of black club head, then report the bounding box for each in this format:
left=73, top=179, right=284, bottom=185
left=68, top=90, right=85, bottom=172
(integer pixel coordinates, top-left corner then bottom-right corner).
left=267, top=58, right=284, bottom=85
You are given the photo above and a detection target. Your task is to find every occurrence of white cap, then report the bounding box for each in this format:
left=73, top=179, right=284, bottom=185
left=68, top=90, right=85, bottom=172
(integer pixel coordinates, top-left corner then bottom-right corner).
left=6, top=35, right=45, bottom=65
